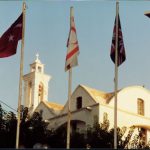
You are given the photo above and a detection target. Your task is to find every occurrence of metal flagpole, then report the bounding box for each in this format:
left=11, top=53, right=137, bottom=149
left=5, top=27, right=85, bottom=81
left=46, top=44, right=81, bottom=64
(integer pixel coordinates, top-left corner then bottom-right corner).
left=114, top=0, right=119, bottom=149
left=16, top=2, right=26, bottom=149
left=66, top=68, right=72, bottom=149
left=66, top=6, right=79, bottom=149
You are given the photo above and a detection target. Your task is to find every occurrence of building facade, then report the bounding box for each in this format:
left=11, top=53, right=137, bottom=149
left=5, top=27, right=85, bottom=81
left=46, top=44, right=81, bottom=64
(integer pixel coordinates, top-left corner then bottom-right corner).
left=24, top=56, right=150, bottom=144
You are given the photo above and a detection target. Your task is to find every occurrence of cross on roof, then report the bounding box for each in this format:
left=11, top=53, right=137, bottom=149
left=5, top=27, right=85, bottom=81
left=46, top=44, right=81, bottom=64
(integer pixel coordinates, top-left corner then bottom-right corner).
left=36, top=53, right=39, bottom=61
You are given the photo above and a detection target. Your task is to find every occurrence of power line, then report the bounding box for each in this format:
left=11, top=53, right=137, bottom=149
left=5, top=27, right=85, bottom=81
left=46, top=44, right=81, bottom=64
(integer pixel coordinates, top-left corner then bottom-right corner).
left=0, top=100, right=17, bottom=112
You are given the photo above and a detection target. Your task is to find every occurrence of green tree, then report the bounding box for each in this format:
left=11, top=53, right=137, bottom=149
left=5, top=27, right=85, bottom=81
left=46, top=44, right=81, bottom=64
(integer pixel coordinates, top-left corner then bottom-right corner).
left=47, top=124, right=67, bottom=148
left=86, top=122, right=112, bottom=148
left=0, top=104, right=17, bottom=148
left=19, top=110, right=50, bottom=148
left=70, top=131, right=85, bottom=148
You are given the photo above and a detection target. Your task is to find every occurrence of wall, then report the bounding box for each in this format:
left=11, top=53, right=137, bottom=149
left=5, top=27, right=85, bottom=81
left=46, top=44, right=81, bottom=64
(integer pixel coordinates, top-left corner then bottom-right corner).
left=109, top=86, right=150, bottom=118
left=61, top=85, right=97, bottom=114
left=48, top=104, right=99, bottom=130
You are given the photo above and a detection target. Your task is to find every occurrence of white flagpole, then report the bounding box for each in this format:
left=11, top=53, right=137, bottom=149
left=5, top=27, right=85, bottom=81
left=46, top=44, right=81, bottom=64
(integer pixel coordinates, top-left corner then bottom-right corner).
left=66, top=6, right=79, bottom=149
left=66, top=68, right=72, bottom=149
left=114, top=0, right=119, bottom=149
left=16, top=2, right=26, bottom=149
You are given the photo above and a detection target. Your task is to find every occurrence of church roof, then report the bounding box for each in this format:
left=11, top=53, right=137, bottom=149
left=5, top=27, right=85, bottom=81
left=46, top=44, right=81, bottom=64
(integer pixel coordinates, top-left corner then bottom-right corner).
left=80, top=84, right=114, bottom=104
left=80, top=85, right=150, bottom=104
left=43, top=101, right=64, bottom=110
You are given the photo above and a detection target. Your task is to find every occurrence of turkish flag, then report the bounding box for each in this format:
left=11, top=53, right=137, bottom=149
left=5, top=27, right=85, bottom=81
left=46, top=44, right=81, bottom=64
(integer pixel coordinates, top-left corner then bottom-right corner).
left=0, top=13, right=23, bottom=58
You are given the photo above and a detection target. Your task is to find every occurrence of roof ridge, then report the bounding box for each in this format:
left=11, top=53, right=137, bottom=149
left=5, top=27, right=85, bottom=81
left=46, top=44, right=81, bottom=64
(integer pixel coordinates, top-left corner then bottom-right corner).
left=80, top=84, right=108, bottom=94
left=44, top=101, right=64, bottom=110
left=79, top=84, right=114, bottom=103
left=45, top=101, right=64, bottom=106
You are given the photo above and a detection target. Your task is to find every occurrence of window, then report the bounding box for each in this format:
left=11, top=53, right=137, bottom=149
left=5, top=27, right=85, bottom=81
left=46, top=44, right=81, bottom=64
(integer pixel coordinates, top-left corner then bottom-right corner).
left=102, top=112, right=109, bottom=129
left=137, top=98, right=144, bottom=116
left=28, top=82, right=32, bottom=107
left=40, top=109, right=43, bottom=116
left=38, top=83, right=44, bottom=102
left=31, top=66, right=35, bottom=72
left=76, top=97, right=82, bottom=109
left=38, top=66, right=41, bottom=72
left=29, top=81, right=32, bottom=88
left=103, top=112, right=108, bottom=122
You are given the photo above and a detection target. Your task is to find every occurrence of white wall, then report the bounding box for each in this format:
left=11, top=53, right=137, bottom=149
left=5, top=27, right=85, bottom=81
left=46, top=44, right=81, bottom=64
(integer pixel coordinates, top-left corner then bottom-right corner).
left=109, top=86, right=150, bottom=118
left=49, top=104, right=99, bottom=130
left=99, top=103, right=150, bottom=130
left=61, top=85, right=97, bottom=114
left=34, top=102, right=56, bottom=120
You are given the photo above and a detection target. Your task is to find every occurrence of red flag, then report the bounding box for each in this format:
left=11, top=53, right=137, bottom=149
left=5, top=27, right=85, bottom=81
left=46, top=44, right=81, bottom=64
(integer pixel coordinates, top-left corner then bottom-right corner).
left=65, top=7, right=79, bottom=72
left=110, top=13, right=126, bottom=66
left=0, top=13, right=23, bottom=58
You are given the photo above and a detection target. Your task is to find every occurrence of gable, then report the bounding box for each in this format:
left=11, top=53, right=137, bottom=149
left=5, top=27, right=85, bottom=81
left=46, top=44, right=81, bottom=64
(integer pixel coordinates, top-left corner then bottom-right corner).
left=80, top=85, right=114, bottom=104
left=60, top=84, right=107, bottom=115
left=44, top=101, right=63, bottom=113
left=34, top=101, right=57, bottom=120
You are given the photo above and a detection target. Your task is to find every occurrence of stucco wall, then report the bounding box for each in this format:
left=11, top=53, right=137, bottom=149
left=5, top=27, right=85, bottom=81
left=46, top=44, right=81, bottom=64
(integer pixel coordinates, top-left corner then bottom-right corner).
left=109, top=86, right=150, bottom=118
left=61, top=85, right=97, bottom=114
left=99, top=103, right=150, bottom=130
left=48, top=104, right=99, bottom=129
left=35, top=102, right=56, bottom=120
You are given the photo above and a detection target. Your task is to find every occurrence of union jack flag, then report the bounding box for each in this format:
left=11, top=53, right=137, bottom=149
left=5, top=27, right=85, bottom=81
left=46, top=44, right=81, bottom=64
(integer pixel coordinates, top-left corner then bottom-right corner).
left=110, top=13, right=126, bottom=66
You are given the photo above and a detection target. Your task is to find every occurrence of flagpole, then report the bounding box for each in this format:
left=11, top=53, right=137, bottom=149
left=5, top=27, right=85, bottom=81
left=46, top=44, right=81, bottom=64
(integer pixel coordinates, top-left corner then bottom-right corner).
left=66, top=68, right=72, bottom=149
left=114, top=0, right=119, bottom=149
left=16, top=2, right=26, bottom=149
left=66, top=6, right=79, bottom=149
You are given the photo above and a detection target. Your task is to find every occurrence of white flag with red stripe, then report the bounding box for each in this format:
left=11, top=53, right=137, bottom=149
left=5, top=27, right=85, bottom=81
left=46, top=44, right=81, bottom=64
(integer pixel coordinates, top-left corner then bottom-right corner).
left=65, top=7, right=79, bottom=72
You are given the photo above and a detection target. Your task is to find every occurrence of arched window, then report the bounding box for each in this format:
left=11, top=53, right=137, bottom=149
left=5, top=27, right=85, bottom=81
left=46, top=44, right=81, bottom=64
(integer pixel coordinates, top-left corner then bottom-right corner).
left=28, top=81, right=32, bottom=107
left=137, top=98, right=144, bottom=116
left=38, top=66, right=42, bottom=72
left=38, top=83, right=44, bottom=102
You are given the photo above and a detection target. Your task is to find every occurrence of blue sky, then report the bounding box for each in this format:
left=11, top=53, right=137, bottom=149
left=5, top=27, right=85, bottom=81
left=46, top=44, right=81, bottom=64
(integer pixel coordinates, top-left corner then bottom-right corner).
left=0, top=0, right=150, bottom=112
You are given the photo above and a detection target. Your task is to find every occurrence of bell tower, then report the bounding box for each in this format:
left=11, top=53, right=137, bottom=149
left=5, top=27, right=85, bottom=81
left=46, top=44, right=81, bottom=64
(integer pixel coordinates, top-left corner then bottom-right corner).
left=23, top=54, right=51, bottom=113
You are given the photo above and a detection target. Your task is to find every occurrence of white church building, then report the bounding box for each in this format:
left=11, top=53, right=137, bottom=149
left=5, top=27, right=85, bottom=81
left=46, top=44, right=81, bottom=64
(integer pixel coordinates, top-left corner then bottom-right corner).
left=23, top=55, right=150, bottom=144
